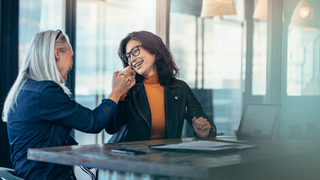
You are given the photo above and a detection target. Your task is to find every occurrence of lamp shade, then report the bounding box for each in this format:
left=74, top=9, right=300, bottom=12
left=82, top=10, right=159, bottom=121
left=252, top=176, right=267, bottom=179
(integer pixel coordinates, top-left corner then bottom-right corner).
left=289, top=0, right=318, bottom=30
left=201, top=0, right=237, bottom=18
left=253, top=0, right=267, bottom=21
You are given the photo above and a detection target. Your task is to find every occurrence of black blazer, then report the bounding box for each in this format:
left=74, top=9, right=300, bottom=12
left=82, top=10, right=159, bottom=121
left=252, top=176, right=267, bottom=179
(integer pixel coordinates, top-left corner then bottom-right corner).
left=106, top=79, right=217, bottom=143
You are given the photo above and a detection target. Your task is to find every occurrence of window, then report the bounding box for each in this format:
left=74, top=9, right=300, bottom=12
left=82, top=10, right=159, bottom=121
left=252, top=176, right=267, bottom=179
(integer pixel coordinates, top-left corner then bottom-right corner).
left=286, top=0, right=320, bottom=96
left=252, top=0, right=268, bottom=95
left=74, top=0, right=157, bottom=145
left=170, top=0, right=245, bottom=135
left=19, top=0, right=65, bottom=66
left=280, top=0, right=320, bottom=139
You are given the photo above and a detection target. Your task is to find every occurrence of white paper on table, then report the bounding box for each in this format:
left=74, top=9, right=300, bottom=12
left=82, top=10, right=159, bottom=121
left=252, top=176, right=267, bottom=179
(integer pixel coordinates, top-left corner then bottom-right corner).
left=150, top=140, right=255, bottom=151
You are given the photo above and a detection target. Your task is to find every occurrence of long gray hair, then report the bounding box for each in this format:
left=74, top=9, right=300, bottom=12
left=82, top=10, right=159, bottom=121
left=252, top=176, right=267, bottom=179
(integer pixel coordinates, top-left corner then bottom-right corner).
left=2, top=30, right=71, bottom=122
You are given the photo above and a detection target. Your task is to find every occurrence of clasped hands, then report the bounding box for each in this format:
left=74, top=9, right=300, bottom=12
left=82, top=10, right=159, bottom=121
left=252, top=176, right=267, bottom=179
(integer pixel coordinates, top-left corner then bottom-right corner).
left=117, top=66, right=136, bottom=88
left=192, top=117, right=212, bottom=138
left=112, top=67, right=136, bottom=97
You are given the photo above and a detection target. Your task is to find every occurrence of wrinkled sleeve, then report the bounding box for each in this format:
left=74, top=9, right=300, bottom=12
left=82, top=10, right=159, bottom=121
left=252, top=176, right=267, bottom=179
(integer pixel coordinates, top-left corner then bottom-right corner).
left=183, top=82, right=217, bottom=138
left=39, top=83, right=118, bottom=133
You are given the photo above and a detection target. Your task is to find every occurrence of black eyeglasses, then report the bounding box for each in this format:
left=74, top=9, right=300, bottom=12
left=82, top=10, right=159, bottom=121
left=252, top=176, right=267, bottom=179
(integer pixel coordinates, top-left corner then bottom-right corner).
left=123, top=45, right=142, bottom=64
left=55, top=29, right=62, bottom=41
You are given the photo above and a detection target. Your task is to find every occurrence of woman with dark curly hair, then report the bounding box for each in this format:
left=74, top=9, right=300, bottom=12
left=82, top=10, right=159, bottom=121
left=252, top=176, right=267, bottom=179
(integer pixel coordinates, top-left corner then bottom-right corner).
left=106, top=31, right=217, bottom=143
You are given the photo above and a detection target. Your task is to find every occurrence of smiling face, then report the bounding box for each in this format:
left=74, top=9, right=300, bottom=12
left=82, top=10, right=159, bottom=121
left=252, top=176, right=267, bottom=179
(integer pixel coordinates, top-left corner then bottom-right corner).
left=55, top=43, right=74, bottom=82
left=126, top=39, right=157, bottom=77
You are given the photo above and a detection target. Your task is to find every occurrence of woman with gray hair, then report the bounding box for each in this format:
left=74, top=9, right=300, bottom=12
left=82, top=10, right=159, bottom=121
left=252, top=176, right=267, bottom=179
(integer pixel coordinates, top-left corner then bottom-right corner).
left=2, top=30, right=135, bottom=179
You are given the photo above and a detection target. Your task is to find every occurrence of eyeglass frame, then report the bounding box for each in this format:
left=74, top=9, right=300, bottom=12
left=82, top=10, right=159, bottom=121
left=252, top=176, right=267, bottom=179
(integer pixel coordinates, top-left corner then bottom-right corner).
left=55, top=29, right=63, bottom=41
left=123, top=45, right=142, bottom=64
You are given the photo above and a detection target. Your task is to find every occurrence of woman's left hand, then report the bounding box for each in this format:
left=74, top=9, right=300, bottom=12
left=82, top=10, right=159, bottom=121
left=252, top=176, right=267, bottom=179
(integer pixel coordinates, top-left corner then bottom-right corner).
left=192, top=117, right=211, bottom=138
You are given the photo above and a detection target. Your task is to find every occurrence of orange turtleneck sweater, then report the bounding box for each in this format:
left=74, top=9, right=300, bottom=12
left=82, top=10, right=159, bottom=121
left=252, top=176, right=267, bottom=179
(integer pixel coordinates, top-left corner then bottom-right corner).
left=120, top=73, right=165, bottom=139
left=143, top=73, right=165, bottom=139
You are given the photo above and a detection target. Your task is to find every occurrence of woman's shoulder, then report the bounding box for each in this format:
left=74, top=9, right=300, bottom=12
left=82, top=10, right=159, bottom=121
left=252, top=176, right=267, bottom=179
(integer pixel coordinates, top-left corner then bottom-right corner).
left=167, top=78, right=190, bottom=88
left=22, top=80, right=61, bottom=93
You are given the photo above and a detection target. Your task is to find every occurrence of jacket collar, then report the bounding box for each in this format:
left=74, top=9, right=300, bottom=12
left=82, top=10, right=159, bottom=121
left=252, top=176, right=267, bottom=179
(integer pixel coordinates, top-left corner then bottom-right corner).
left=24, top=77, right=36, bottom=84
left=165, top=80, right=179, bottom=89
left=132, top=82, right=143, bottom=91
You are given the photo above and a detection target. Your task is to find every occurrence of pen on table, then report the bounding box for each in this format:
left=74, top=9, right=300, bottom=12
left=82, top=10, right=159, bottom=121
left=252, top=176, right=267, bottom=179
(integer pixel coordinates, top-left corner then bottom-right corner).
left=111, top=149, right=134, bottom=155
left=111, top=149, right=145, bottom=155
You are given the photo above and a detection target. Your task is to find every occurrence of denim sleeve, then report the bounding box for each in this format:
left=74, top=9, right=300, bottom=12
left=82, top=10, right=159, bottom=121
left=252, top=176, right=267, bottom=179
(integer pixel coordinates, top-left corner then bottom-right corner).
left=39, top=83, right=118, bottom=133
left=105, top=98, right=129, bottom=134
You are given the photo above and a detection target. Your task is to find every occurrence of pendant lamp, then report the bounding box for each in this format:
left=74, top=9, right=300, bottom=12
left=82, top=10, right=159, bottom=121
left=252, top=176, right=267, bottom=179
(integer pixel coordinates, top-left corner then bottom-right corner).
left=253, top=0, right=267, bottom=21
left=201, top=0, right=237, bottom=18
left=289, top=0, right=318, bottom=30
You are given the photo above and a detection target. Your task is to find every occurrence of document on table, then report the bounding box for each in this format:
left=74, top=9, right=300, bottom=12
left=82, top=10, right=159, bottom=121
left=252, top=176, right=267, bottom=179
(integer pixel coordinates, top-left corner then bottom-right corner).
left=149, top=140, right=255, bottom=151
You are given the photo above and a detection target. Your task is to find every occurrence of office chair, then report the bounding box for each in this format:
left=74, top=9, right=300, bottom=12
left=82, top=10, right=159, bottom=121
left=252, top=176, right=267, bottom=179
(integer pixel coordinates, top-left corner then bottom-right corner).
left=0, top=167, right=24, bottom=180
left=182, top=89, right=214, bottom=137
left=79, top=165, right=96, bottom=180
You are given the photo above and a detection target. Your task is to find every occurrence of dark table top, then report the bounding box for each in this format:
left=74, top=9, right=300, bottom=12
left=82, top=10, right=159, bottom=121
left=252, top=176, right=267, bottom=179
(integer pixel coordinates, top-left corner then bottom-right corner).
left=28, top=138, right=320, bottom=179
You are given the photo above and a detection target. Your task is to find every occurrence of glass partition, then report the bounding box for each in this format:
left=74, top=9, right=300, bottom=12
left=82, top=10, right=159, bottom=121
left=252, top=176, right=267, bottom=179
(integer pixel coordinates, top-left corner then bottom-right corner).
left=170, top=0, right=245, bottom=135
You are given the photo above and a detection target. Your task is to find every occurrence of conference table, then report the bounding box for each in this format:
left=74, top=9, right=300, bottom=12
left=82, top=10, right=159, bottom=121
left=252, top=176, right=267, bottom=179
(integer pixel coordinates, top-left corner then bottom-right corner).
left=27, top=137, right=320, bottom=180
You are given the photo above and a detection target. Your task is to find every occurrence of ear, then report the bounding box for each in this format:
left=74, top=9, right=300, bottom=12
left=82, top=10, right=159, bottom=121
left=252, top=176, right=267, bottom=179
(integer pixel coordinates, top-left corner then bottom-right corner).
left=54, top=47, right=60, bottom=61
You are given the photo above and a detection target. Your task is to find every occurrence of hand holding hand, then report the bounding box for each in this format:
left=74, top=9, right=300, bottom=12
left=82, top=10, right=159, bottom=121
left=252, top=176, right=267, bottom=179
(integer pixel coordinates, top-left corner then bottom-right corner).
left=118, top=66, right=135, bottom=81
left=192, top=117, right=211, bottom=138
left=108, top=70, right=136, bottom=104
left=113, top=70, right=136, bottom=94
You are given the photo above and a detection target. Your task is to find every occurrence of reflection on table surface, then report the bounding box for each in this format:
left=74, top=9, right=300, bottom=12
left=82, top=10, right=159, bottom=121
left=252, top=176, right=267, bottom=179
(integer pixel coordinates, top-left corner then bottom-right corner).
left=28, top=137, right=320, bottom=180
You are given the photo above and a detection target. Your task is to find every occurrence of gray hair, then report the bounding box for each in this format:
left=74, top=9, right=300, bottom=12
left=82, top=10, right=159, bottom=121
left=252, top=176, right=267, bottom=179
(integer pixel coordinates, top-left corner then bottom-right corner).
left=2, top=30, right=72, bottom=122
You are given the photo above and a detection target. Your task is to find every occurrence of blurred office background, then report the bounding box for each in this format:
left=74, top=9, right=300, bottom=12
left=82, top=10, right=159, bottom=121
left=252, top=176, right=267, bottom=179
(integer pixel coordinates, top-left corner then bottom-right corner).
left=1, top=0, right=320, bottom=179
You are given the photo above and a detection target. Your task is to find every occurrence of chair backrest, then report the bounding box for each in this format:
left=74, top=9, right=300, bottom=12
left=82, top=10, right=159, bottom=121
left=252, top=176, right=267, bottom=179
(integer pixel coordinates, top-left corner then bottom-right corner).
left=79, top=165, right=96, bottom=180
left=191, top=89, right=214, bottom=119
left=0, top=167, right=24, bottom=180
left=182, top=89, right=214, bottom=137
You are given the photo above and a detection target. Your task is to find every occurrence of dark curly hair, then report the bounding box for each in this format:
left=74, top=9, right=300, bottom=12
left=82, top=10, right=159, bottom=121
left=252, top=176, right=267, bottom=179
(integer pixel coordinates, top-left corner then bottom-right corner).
left=118, top=31, right=179, bottom=86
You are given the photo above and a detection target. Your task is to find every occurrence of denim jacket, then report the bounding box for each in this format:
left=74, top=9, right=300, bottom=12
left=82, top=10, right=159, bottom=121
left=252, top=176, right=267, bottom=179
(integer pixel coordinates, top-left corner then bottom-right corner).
left=106, top=79, right=217, bottom=143
left=7, top=79, right=118, bottom=180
